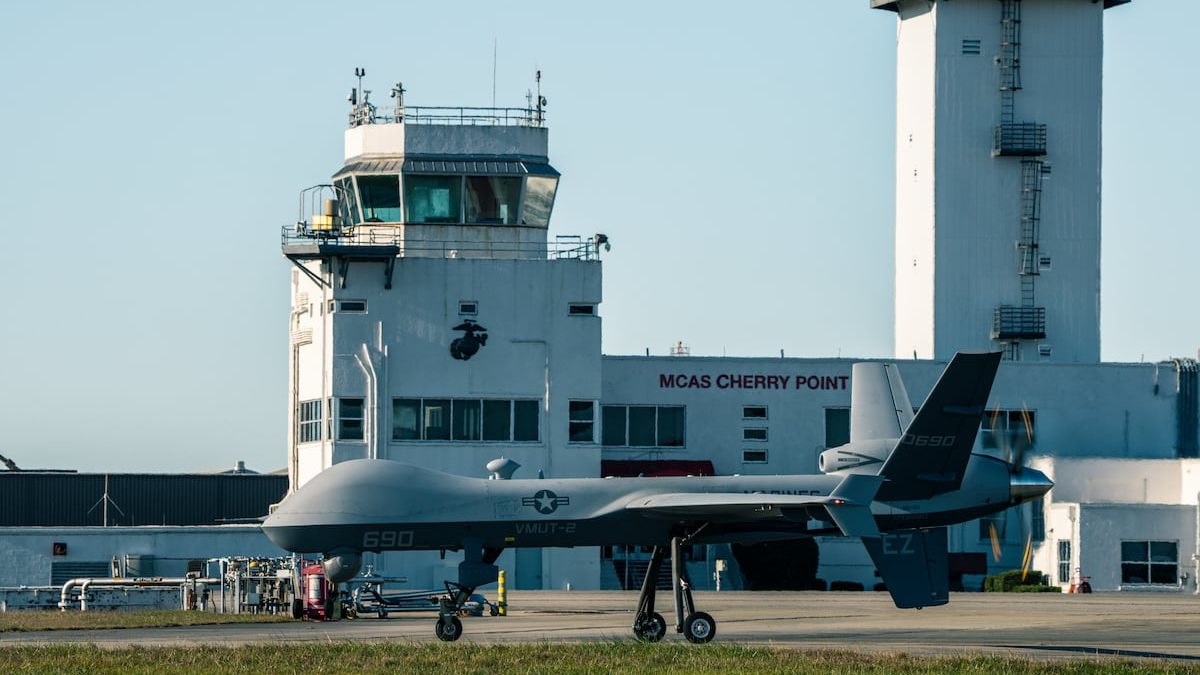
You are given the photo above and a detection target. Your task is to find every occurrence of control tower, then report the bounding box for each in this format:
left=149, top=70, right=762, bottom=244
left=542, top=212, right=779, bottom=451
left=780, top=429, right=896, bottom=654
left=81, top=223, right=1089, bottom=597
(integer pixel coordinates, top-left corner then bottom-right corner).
left=874, top=0, right=1130, bottom=362
left=281, top=73, right=604, bottom=590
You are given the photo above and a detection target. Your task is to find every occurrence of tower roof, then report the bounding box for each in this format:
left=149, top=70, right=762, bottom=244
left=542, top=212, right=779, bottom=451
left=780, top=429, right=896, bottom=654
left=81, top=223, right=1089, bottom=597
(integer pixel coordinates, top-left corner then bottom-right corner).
left=870, top=0, right=1129, bottom=10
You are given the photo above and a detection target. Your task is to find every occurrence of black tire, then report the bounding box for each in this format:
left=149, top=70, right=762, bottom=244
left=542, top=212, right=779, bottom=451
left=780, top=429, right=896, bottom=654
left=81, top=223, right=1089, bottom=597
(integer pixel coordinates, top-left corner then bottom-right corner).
left=633, top=611, right=667, bottom=642
left=377, top=608, right=387, bottom=619
left=682, top=612, right=716, bottom=644
left=290, top=599, right=304, bottom=620
left=435, top=616, right=463, bottom=642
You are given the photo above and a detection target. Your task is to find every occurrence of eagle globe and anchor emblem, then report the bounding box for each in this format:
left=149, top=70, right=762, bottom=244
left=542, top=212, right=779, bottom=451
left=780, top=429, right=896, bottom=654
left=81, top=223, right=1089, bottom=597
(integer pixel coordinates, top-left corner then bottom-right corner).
left=449, top=320, right=488, bottom=361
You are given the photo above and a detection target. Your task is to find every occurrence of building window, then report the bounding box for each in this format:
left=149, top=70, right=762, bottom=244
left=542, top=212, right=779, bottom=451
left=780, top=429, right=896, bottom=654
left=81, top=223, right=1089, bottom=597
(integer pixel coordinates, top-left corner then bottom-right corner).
left=392, top=398, right=539, bottom=443
left=392, top=399, right=421, bottom=440
left=568, top=304, right=596, bottom=316
left=742, top=449, right=768, bottom=463
left=338, top=398, right=364, bottom=441
left=569, top=401, right=596, bottom=443
left=404, top=174, right=463, bottom=224
left=980, top=409, right=1036, bottom=449
left=459, top=301, right=478, bottom=315
left=423, top=399, right=451, bottom=440
left=298, top=399, right=323, bottom=444
left=742, top=405, right=767, bottom=420
left=514, top=400, right=540, bottom=442
left=329, top=300, right=367, bottom=313
left=1121, top=541, right=1178, bottom=585
left=521, top=176, right=558, bottom=226
left=1030, top=499, right=1045, bottom=543
left=358, top=174, right=402, bottom=222
left=601, top=405, right=686, bottom=448
left=1057, top=540, right=1072, bottom=584
left=482, top=400, right=511, bottom=441
left=824, top=407, right=850, bottom=448
left=743, top=428, right=767, bottom=441
left=465, top=175, right=522, bottom=224
left=452, top=399, right=482, bottom=441
left=602, top=406, right=627, bottom=446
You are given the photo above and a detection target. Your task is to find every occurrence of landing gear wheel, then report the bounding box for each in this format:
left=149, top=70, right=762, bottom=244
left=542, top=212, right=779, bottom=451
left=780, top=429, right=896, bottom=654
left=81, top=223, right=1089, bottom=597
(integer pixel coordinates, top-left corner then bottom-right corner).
left=682, top=612, right=716, bottom=644
left=435, top=616, right=463, bottom=642
left=633, top=611, right=667, bottom=642
left=377, top=608, right=387, bottom=619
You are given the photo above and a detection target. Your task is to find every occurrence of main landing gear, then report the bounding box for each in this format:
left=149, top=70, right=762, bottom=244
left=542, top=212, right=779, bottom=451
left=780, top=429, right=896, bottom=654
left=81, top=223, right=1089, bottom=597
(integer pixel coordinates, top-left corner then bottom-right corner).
left=434, top=544, right=503, bottom=642
left=632, top=535, right=716, bottom=644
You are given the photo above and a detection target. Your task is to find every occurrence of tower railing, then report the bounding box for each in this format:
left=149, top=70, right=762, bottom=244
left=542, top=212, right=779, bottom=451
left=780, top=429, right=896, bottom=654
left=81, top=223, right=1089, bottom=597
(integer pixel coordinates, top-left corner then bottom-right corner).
left=993, top=123, right=1047, bottom=156
left=280, top=225, right=597, bottom=261
left=992, top=306, right=1046, bottom=340
left=350, top=106, right=546, bottom=128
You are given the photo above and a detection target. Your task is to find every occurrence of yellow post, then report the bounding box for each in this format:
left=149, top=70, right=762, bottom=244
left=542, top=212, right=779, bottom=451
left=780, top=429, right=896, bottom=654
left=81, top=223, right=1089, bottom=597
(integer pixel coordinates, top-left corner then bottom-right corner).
left=497, top=569, right=507, bottom=616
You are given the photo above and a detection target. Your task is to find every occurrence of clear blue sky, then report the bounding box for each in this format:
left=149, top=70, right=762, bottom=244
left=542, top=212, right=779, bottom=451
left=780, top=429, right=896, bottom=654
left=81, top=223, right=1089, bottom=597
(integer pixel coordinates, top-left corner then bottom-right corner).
left=0, top=1, right=1195, bottom=472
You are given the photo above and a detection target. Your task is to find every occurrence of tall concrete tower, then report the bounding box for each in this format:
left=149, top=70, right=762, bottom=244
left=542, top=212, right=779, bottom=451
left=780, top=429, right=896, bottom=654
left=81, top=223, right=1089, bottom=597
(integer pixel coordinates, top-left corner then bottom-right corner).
left=281, top=76, right=604, bottom=589
left=874, top=0, right=1129, bottom=362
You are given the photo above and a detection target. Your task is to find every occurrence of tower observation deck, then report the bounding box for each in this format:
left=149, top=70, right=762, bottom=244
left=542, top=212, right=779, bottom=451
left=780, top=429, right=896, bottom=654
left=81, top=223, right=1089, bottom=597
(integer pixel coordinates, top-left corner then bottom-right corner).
left=283, top=73, right=602, bottom=290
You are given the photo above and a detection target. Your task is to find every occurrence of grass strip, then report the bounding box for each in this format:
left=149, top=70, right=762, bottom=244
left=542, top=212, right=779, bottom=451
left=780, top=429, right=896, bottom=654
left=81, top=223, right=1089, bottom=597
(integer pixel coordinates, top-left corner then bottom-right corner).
left=5, top=643, right=1198, bottom=675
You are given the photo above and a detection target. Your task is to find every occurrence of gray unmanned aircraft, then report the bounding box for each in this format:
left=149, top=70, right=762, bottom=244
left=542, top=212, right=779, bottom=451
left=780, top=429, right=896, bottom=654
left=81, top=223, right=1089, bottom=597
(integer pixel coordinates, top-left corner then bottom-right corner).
left=263, top=351, right=1053, bottom=643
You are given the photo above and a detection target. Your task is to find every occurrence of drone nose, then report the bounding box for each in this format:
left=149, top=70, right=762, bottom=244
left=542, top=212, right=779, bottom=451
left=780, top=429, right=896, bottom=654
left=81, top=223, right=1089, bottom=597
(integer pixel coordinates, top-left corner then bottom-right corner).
left=1010, top=467, right=1054, bottom=504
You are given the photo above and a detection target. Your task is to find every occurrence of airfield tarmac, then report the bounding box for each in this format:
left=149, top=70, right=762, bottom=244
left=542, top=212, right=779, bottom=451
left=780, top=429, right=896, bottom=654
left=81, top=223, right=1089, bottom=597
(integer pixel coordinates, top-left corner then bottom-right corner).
left=3, top=591, right=1199, bottom=661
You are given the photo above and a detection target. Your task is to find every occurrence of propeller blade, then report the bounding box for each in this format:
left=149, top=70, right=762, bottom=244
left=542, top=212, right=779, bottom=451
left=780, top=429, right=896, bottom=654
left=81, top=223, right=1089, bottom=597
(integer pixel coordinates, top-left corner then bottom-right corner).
left=989, top=522, right=1003, bottom=563
left=989, top=409, right=1011, bottom=465
left=1020, top=532, right=1033, bottom=582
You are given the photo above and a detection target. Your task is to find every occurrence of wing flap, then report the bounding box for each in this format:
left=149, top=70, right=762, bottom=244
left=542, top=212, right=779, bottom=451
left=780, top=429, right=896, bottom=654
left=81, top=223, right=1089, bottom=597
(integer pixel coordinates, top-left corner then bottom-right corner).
left=626, top=492, right=830, bottom=519
left=627, top=475, right=884, bottom=535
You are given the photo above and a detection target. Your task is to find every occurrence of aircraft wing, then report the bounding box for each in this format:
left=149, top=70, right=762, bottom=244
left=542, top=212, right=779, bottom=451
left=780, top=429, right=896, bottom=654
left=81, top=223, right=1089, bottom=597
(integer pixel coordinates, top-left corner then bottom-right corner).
left=625, top=475, right=883, bottom=537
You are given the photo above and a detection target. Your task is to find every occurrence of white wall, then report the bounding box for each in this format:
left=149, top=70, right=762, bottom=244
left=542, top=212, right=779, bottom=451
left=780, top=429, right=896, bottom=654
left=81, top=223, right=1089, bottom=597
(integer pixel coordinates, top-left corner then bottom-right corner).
left=0, top=526, right=281, bottom=588
left=891, top=0, right=1106, bottom=362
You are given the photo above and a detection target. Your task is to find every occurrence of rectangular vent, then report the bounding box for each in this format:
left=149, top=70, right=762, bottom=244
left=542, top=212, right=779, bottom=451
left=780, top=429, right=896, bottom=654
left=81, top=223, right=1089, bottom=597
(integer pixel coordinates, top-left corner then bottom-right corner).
left=296, top=292, right=309, bottom=307
left=1038, top=344, right=1052, bottom=358
left=569, top=304, right=596, bottom=316
left=743, top=428, right=767, bottom=441
left=962, top=38, right=982, bottom=55
left=1039, top=256, right=1052, bottom=271
left=742, top=449, right=768, bottom=463
left=459, top=301, right=478, bottom=316
left=291, top=329, right=313, bottom=346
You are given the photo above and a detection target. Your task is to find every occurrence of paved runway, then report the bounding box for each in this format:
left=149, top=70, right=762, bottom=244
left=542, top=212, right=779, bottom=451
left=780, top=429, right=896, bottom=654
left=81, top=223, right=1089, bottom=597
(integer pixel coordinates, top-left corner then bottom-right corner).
left=3, top=591, right=1199, bottom=661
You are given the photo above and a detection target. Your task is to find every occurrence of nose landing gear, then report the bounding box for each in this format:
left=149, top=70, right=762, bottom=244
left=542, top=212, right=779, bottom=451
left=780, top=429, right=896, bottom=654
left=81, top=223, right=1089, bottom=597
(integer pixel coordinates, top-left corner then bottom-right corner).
left=630, top=535, right=716, bottom=644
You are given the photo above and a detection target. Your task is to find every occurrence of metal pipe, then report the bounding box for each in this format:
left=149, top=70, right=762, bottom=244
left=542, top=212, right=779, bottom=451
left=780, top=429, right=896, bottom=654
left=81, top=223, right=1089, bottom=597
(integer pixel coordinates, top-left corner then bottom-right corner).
left=61, top=578, right=221, bottom=611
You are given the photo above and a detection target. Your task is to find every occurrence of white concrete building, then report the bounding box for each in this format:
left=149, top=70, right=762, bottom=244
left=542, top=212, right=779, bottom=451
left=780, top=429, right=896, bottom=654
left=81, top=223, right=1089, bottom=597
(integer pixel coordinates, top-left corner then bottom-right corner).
left=283, top=95, right=601, bottom=590
left=1031, top=458, right=1200, bottom=593
left=877, top=0, right=1131, bottom=363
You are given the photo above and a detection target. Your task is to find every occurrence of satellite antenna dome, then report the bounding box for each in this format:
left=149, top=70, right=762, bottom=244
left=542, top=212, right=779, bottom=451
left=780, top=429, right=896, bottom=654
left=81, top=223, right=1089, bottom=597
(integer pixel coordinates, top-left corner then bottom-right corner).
left=487, top=457, right=521, bottom=480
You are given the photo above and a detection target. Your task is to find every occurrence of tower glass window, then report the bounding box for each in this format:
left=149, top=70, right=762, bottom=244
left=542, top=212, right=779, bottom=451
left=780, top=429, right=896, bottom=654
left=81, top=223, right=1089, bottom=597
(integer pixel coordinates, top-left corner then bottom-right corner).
left=404, top=175, right=462, bottom=224
left=357, top=175, right=401, bottom=222
left=465, top=176, right=521, bottom=225
left=522, top=176, right=558, bottom=226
